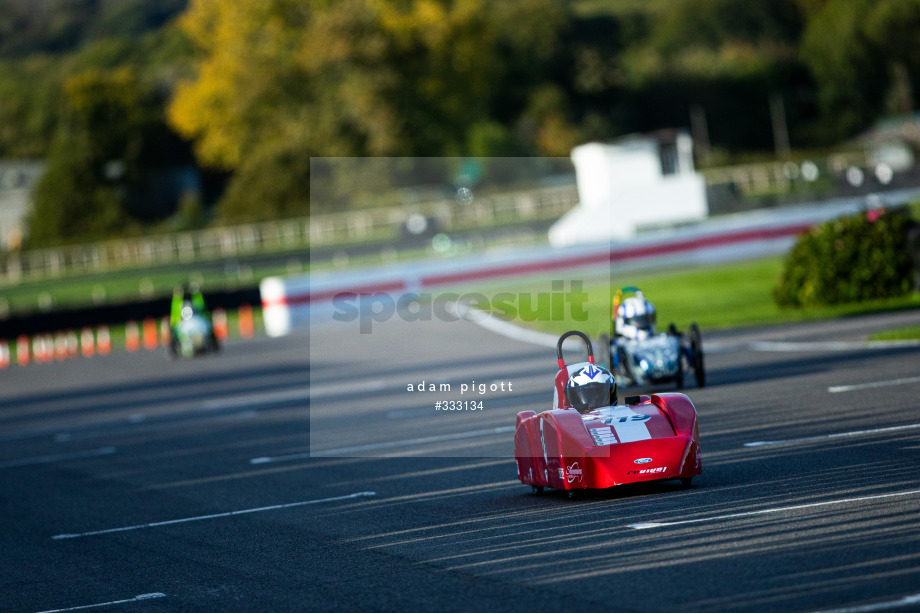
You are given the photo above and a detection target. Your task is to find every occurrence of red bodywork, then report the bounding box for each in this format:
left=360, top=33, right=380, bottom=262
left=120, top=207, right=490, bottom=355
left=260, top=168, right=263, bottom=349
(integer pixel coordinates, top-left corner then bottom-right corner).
left=514, top=363, right=702, bottom=491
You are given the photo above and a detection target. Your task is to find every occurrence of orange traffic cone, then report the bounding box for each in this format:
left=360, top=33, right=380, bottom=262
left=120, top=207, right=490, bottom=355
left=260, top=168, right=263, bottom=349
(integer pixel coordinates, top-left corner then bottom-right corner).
left=125, top=321, right=140, bottom=352
left=160, top=317, right=171, bottom=346
left=16, top=335, right=29, bottom=366
left=67, top=330, right=79, bottom=358
left=97, top=325, right=111, bottom=355
left=213, top=308, right=228, bottom=341
left=81, top=327, right=95, bottom=357
left=143, top=318, right=158, bottom=350
left=54, top=332, right=67, bottom=360
left=238, top=304, right=254, bottom=339
left=33, top=335, right=49, bottom=363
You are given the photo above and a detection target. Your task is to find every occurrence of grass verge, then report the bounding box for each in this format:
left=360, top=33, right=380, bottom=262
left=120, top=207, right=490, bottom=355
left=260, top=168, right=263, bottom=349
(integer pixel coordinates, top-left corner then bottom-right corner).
left=868, top=325, right=920, bottom=341
left=454, top=256, right=920, bottom=338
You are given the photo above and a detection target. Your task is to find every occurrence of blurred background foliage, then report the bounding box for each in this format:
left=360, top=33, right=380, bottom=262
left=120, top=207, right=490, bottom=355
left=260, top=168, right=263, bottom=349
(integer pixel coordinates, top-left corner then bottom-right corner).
left=774, top=209, right=916, bottom=307
left=2, top=0, right=920, bottom=246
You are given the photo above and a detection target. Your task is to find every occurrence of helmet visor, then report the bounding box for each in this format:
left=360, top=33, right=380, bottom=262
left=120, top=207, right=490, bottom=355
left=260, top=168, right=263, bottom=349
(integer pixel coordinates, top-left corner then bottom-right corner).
left=568, top=382, right=612, bottom=412
left=626, top=313, right=655, bottom=330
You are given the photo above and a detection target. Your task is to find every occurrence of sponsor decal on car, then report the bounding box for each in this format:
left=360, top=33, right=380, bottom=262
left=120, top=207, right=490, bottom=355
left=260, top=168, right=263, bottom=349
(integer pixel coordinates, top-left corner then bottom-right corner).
left=597, top=407, right=653, bottom=443
left=604, top=414, right=651, bottom=424
left=566, top=462, right=583, bottom=483
left=590, top=427, right=617, bottom=446
left=627, top=466, right=668, bottom=475
left=634, top=457, right=653, bottom=464
left=558, top=463, right=584, bottom=483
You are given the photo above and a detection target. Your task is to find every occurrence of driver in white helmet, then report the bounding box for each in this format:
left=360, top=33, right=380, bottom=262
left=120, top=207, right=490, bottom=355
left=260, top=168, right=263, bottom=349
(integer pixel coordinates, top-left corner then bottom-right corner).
left=565, top=363, right=617, bottom=413
left=616, top=290, right=656, bottom=341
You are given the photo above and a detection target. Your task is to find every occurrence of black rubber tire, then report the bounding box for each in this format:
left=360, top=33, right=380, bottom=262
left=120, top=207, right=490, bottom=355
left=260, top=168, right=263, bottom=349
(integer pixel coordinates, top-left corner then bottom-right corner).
left=566, top=490, right=577, bottom=500
left=690, top=323, right=706, bottom=388
left=617, top=346, right=634, bottom=385
left=681, top=477, right=693, bottom=487
left=531, top=485, right=544, bottom=495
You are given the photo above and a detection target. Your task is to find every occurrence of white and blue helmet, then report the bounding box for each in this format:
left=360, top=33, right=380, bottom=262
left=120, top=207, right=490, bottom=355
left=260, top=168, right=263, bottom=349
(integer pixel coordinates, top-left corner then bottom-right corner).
left=565, top=363, right=617, bottom=413
left=617, top=291, right=656, bottom=340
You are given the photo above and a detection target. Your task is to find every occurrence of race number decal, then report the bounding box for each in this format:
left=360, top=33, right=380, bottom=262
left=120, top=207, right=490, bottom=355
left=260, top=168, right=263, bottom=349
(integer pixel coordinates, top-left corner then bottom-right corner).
left=598, top=407, right=653, bottom=443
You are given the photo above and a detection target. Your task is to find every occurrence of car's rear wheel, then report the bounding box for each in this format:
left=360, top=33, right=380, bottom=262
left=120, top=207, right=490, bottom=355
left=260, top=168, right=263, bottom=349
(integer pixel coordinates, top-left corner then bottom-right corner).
left=690, top=323, right=706, bottom=388
left=616, top=346, right=634, bottom=385
left=531, top=485, right=544, bottom=495
left=681, top=477, right=693, bottom=487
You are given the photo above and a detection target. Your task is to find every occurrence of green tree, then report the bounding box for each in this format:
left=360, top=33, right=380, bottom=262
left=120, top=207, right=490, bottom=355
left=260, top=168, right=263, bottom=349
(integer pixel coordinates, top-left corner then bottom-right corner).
left=28, top=126, right=123, bottom=246
left=217, top=138, right=311, bottom=223
left=800, top=0, right=920, bottom=139
left=168, top=0, right=575, bottom=221
left=27, top=67, right=171, bottom=246
left=774, top=211, right=914, bottom=307
left=0, top=57, right=62, bottom=157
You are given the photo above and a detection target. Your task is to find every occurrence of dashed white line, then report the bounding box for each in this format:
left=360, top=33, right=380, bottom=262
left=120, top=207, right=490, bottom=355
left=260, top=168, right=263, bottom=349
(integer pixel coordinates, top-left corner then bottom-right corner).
left=452, top=302, right=589, bottom=350
left=748, top=340, right=920, bottom=352
left=251, top=425, right=516, bottom=463
left=201, top=381, right=388, bottom=411
left=628, top=489, right=920, bottom=530
left=815, top=592, right=920, bottom=613
left=51, top=491, right=375, bottom=540
left=744, top=423, right=920, bottom=448
left=39, top=592, right=166, bottom=612
left=828, top=375, right=920, bottom=393
left=0, top=447, right=116, bottom=469
left=200, top=386, right=310, bottom=410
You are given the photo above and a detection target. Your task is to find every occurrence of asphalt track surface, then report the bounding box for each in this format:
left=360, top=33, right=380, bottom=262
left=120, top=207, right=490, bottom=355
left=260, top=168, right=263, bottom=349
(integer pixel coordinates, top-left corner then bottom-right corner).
left=2, top=308, right=920, bottom=613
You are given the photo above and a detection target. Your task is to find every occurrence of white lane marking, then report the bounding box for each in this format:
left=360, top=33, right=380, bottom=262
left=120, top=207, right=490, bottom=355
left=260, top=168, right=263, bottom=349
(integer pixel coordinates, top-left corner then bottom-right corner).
left=749, top=340, right=920, bottom=352
left=202, top=381, right=387, bottom=411
left=51, top=492, right=375, bottom=540
left=745, top=423, right=920, bottom=448
left=452, top=303, right=584, bottom=350
left=451, top=304, right=920, bottom=355
left=251, top=426, right=516, bottom=463
left=694, top=339, right=920, bottom=354
left=828, top=375, right=920, bottom=393
left=815, top=592, right=920, bottom=613
left=0, top=447, right=116, bottom=469
left=628, top=489, right=920, bottom=530
left=201, top=386, right=310, bottom=410
left=40, top=592, right=166, bottom=612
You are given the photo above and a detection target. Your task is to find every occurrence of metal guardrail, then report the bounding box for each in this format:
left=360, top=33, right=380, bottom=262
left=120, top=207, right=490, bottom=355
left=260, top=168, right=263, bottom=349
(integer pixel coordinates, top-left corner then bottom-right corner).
left=0, top=219, right=312, bottom=283
left=0, top=185, right=580, bottom=283
left=308, top=184, right=578, bottom=244
left=0, top=153, right=890, bottom=284
left=699, top=151, right=871, bottom=195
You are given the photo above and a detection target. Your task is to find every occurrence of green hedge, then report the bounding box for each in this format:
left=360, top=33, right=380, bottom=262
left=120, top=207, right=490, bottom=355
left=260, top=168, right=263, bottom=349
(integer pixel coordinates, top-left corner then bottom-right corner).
left=774, top=209, right=915, bottom=307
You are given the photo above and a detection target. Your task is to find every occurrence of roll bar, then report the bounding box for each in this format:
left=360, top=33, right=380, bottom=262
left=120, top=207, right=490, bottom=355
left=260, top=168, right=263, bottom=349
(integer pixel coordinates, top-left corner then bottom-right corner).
left=556, top=330, right=594, bottom=370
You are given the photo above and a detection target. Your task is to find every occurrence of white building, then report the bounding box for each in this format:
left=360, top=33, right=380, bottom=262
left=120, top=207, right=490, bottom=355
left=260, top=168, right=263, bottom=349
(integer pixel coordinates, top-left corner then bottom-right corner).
left=549, top=130, right=708, bottom=246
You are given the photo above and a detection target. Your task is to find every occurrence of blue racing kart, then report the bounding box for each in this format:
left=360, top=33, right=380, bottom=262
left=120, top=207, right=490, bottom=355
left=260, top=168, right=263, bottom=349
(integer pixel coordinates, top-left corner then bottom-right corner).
left=596, top=287, right=705, bottom=389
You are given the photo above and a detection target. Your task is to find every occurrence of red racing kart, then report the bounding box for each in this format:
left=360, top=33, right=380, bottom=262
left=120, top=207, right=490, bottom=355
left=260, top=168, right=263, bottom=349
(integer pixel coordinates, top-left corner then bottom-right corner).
left=514, top=331, right=702, bottom=496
